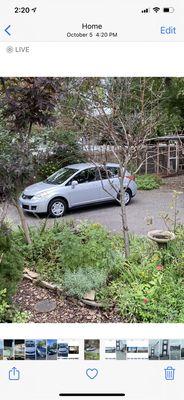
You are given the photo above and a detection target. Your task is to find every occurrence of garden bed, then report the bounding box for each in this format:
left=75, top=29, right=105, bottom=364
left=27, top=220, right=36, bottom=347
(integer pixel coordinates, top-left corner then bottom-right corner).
left=13, top=279, right=122, bottom=323
left=2, top=219, right=184, bottom=323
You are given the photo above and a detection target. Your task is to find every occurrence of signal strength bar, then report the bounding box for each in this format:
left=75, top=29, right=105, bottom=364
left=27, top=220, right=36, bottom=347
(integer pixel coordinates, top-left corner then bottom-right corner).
left=141, top=8, right=150, bottom=13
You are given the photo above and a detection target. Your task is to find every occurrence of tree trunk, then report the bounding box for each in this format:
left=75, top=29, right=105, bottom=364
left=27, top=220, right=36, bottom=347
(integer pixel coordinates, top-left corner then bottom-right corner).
left=0, top=202, right=8, bottom=224
left=12, top=200, right=32, bottom=245
left=119, top=164, right=130, bottom=258
left=0, top=253, right=4, bottom=265
left=120, top=185, right=130, bottom=258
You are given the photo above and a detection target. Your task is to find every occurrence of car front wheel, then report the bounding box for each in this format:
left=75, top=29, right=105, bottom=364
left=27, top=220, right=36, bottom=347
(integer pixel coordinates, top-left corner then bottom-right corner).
left=48, top=198, right=67, bottom=217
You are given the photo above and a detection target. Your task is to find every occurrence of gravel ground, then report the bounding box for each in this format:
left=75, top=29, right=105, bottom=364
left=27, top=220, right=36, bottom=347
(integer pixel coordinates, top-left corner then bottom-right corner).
left=3, top=176, right=184, bottom=235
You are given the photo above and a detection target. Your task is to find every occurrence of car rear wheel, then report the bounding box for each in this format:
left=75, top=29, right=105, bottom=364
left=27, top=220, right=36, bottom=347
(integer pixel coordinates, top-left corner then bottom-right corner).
left=117, top=189, right=132, bottom=206
left=48, top=198, right=67, bottom=217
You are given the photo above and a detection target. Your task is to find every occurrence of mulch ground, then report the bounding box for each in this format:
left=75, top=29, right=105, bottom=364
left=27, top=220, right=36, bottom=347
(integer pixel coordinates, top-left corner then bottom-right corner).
left=13, top=279, right=123, bottom=323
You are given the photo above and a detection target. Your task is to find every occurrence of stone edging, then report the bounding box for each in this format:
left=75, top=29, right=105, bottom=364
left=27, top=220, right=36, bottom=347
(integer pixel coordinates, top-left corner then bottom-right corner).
left=23, top=268, right=103, bottom=308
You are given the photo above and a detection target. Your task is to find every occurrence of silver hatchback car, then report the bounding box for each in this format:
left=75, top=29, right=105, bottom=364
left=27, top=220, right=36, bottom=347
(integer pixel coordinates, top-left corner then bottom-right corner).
left=19, top=163, right=137, bottom=217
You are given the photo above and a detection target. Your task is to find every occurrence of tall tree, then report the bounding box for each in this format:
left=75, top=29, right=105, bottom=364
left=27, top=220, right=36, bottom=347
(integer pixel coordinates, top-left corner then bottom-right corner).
left=63, top=77, right=166, bottom=256
left=0, top=77, right=63, bottom=195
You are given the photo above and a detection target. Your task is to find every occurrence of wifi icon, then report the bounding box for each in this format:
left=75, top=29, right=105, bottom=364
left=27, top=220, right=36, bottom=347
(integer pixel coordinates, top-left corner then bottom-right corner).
left=153, top=6, right=160, bottom=12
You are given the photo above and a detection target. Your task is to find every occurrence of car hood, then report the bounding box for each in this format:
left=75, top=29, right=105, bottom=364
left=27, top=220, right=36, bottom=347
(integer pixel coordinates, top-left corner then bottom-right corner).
left=23, top=181, right=57, bottom=196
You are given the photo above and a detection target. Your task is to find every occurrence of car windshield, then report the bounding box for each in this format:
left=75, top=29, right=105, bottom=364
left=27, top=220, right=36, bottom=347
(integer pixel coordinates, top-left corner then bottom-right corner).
left=45, top=167, right=78, bottom=184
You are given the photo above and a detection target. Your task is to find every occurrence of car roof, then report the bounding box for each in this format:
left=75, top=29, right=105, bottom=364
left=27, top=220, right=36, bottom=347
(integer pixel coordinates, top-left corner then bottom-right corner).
left=66, top=162, right=119, bottom=170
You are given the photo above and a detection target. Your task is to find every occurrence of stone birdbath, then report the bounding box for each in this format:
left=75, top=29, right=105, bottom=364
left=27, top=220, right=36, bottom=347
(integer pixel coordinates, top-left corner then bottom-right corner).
left=147, top=230, right=175, bottom=249
left=148, top=230, right=176, bottom=265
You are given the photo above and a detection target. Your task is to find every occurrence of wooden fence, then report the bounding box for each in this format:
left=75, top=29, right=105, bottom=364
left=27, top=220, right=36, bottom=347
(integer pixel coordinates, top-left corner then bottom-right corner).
left=81, top=141, right=184, bottom=176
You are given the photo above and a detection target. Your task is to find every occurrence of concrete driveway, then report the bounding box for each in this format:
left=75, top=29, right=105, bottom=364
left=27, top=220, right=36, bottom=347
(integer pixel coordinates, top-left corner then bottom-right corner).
left=3, top=187, right=184, bottom=236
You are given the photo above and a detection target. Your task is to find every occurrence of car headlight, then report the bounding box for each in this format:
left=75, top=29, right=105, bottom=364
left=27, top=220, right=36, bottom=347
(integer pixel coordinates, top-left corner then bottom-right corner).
left=33, top=191, right=51, bottom=199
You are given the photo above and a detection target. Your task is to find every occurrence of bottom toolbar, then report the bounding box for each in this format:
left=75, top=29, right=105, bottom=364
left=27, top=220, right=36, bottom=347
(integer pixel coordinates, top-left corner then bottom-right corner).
left=0, top=360, right=181, bottom=400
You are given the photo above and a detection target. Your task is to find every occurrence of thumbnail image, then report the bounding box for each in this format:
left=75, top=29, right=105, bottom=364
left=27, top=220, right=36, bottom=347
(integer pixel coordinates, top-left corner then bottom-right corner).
left=159, top=340, right=170, bottom=360
left=25, top=340, right=36, bottom=360
left=47, top=340, right=57, bottom=360
left=68, top=343, right=80, bottom=359
left=149, top=340, right=160, bottom=360
left=1, top=77, right=184, bottom=324
left=84, top=340, right=100, bottom=360
left=169, top=340, right=181, bottom=360
left=58, top=342, right=69, bottom=359
left=36, top=340, right=46, bottom=360
left=14, top=340, right=25, bottom=360
left=127, top=340, right=149, bottom=360
left=105, top=340, right=116, bottom=359
left=58, top=340, right=80, bottom=359
left=3, top=340, right=14, bottom=360
left=181, top=341, right=184, bottom=360
left=116, top=340, right=127, bottom=360
left=0, top=340, right=3, bottom=360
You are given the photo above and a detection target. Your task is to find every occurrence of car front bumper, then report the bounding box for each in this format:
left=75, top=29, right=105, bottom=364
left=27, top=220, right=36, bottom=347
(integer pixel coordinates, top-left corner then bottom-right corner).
left=19, top=197, right=48, bottom=213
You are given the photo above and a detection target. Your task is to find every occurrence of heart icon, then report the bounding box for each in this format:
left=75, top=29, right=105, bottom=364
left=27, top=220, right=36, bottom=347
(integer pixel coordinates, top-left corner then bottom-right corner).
left=86, top=368, right=98, bottom=379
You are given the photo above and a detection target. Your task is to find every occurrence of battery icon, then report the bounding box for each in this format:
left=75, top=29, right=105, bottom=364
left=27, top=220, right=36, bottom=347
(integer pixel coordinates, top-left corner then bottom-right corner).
left=163, top=7, right=175, bottom=13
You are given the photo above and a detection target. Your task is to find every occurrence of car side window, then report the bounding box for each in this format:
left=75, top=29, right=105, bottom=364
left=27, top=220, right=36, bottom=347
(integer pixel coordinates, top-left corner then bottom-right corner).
left=86, top=168, right=96, bottom=182
left=66, top=170, right=86, bottom=185
left=108, top=167, right=120, bottom=177
left=96, top=167, right=113, bottom=180
left=68, top=168, right=97, bottom=185
left=74, top=170, right=88, bottom=184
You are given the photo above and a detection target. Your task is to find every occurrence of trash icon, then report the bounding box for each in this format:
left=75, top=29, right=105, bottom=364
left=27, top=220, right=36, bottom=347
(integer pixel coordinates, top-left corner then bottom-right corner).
left=164, top=366, right=175, bottom=381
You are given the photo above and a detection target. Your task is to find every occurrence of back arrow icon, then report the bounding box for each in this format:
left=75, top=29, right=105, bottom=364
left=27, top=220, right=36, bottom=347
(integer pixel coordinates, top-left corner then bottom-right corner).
left=5, top=25, right=11, bottom=36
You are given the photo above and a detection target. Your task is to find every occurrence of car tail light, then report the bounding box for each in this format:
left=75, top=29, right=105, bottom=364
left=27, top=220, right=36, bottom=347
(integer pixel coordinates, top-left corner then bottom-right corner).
left=126, top=175, right=135, bottom=181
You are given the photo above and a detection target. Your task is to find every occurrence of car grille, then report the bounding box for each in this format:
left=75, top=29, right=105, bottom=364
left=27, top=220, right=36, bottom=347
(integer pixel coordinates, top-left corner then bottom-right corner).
left=22, top=194, right=34, bottom=200
left=22, top=205, right=30, bottom=210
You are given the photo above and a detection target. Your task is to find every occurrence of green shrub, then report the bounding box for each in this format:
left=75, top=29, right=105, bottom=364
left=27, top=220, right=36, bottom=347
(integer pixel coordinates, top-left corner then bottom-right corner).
left=136, top=174, right=163, bottom=190
left=64, top=267, right=108, bottom=298
left=36, top=130, right=86, bottom=180
left=14, top=221, right=121, bottom=286
left=0, top=223, right=24, bottom=300
left=37, top=160, right=62, bottom=179
left=0, top=289, right=29, bottom=322
left=0, top=289, right=10, bottom=321
left=58, top=222, right=118, bottom=272
left=99, top=230, right=184, bottom=323
left=12, top=310, right=30, bottom=323
left=108, top=270, right=184, bottom=323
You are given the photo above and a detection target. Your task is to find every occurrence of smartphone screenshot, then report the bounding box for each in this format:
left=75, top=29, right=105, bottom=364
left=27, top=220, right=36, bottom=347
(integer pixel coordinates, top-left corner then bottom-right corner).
left=0, top=1, right=184, bottom=399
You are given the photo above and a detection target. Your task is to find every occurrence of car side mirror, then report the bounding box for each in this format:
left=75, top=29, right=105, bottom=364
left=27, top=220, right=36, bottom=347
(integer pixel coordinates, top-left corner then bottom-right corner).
left=71, top=180, right=78, bottom=189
